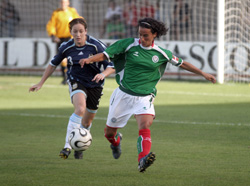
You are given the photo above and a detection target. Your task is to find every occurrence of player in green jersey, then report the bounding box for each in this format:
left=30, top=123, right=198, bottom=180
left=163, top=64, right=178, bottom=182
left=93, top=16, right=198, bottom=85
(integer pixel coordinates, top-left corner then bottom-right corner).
left=79, top=17, right=216, bottom=172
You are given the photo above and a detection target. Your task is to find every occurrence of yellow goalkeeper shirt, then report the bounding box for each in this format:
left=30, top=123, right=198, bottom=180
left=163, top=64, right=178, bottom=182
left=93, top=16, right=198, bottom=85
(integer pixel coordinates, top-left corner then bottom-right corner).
left=46, top=7, right=80, bottom=38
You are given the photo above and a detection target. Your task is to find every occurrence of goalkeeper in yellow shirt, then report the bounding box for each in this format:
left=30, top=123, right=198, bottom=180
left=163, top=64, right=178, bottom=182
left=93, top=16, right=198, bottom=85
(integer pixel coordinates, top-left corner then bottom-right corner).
left=46, top=0, right=80, bottom=84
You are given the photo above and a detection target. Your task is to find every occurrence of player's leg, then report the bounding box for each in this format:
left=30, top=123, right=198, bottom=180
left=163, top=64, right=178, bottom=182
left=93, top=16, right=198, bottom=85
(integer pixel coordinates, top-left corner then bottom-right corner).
left=60, top=85, right=87, bottom=159
left=136, top=115, right=154, bottom=161
left=134, top=95, right=156, bottom=172
left=78, top=109, right=97, bottom=158
left=59, top=112, right=82, bottom=159
left=70, top=111, right=94, bottom=160
left=104, top=88, right=133, bottom=159
left=74, top=86, right=102, bottom=159
left=80, top=87, right=103, bottom=130
left=136, top=115, right=156, bottom=172
left=81, top=109, right=96, bottom=130
left=104, top=126, right=122, bottom=159
left=71, top=92, right=87, bottom=159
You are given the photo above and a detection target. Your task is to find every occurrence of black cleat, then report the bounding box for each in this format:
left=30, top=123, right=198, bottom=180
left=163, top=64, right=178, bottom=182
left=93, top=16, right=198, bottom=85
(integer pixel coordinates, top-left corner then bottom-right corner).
left=59, top=148, right=71, bottom=159
left=74, top=151, right=83, bottom=159
left=110, top=133, right=122, bottom=159
left=138, top=152, right=156, bottom=173
left=61, top=80, right=67, bottom=85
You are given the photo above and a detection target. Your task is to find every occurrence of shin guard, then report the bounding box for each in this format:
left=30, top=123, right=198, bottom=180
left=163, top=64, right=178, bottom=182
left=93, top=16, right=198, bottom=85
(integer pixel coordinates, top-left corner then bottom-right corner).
left=137, top=129, right=151, bottom=162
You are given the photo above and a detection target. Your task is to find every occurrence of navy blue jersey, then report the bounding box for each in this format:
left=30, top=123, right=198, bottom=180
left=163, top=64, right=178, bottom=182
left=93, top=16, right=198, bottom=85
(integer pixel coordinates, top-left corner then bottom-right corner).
left=50, top=35, right=114, bottom=88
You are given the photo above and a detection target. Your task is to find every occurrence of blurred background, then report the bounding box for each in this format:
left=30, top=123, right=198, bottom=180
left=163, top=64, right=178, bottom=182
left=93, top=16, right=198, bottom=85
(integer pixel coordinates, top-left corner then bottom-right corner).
left=0, top=0, right=250, bottom=83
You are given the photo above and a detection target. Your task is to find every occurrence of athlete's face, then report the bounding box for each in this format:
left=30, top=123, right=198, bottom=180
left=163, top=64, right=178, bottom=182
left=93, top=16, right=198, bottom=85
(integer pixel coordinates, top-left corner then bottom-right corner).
left=138, top=26, right=157, bottom=47
left=71, top=23, right=87, bottom=47
left=61, top=0, right=69, bottom=11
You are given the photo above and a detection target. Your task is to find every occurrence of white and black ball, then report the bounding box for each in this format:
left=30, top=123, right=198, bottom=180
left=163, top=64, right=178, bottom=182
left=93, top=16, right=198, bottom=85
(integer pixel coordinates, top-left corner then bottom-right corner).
left=69, top=128, right=92, bottom=151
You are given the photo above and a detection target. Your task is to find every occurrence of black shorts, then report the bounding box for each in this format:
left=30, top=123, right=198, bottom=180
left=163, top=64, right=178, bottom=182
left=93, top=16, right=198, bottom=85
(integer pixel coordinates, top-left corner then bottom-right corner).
left=69, top=81, right=103, bottom=110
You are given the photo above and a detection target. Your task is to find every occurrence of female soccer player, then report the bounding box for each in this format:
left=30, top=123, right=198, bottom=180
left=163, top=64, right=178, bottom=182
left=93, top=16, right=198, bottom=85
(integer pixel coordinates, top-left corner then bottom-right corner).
left=79, top=17, right=216, bottom=172
left=29, top=18, right=115, bottom=160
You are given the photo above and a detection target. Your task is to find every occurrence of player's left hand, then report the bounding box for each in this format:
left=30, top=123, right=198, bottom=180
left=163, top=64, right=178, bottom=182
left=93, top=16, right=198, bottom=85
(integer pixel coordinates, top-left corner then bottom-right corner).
left=29, top=83, right=42, bottom=92
left=92, top=73, right=105, bottom=83
left=204, top=73, right=216, bottom=84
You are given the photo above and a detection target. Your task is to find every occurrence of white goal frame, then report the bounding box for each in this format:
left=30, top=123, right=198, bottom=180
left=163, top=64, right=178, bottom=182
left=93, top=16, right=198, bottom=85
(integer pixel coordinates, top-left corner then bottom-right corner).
left=217, top=0, right=225, bottom=84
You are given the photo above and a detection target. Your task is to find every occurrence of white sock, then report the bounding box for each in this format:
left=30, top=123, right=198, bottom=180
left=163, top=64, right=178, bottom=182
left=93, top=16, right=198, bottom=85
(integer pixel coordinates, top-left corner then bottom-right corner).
left=64, top=113, right=82, bottom=149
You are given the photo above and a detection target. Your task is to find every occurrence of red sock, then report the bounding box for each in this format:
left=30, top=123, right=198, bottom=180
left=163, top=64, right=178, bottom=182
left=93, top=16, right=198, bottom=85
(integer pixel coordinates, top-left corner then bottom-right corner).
left=137, top=129, right=151, bottom=162
left=105, top=132, right=121, bottom=147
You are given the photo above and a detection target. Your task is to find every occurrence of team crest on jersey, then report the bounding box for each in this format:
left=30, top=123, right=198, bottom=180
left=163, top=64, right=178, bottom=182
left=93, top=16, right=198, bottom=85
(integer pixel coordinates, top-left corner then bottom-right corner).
left=172, top=56, right=179, bottom=63
left=72, top=83, right=78, bottom=90
left=152, top=55, right=159, bottom=63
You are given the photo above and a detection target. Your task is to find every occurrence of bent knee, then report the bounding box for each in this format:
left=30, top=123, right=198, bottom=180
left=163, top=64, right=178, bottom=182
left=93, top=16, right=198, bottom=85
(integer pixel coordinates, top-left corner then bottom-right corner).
left=75, top=107, right=86, bottom=116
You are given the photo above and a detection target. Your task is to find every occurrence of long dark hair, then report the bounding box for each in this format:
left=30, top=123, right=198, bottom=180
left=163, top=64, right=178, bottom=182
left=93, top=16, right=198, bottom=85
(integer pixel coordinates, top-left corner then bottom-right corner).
left=69, top=17, right=87, bottom=31
left=138, top=17, right=168, bottom=38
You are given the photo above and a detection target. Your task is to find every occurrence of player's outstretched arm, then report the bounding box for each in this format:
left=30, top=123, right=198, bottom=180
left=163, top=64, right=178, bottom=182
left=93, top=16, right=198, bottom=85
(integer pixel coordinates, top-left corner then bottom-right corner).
left=29, top=65, right=56, bottom=92
left=79, top=53, right=107, bottom=68
left=180, top=61, right=216, bottom=84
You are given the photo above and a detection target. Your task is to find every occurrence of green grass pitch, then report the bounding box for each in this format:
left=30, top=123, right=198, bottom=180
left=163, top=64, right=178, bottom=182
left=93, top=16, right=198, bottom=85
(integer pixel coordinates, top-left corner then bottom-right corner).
left=0, top=76, right=250, bottom=186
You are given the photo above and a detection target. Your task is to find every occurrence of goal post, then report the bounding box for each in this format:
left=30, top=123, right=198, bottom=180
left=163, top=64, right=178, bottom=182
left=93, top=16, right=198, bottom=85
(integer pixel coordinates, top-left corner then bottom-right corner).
left=217, top=0, right=225, bottom=84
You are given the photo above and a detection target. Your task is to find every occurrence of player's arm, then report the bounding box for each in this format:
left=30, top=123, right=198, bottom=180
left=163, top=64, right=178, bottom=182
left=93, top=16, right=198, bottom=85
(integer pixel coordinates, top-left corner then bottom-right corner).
left=79, top=53, right=107, bottom=68
left=180, top=61, right=216, bottom=83
left=29, top=64, right=56, bottom=92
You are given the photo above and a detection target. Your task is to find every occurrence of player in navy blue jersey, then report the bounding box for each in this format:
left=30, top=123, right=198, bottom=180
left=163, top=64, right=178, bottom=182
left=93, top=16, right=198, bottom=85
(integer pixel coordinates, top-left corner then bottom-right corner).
left=29, top=18, right=115, bottom=159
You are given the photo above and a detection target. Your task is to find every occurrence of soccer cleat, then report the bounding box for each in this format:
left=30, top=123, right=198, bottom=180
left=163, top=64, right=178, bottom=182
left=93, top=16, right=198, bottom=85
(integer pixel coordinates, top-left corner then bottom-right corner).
left=74, top=151, right=83, bottom=159
left=138, top=152, right=156, bottom=173
left=110, top=133, right=122, bottom=159
left=61, top=79, right=67, bottom=85
left=59, top=148, right=71, bottom=159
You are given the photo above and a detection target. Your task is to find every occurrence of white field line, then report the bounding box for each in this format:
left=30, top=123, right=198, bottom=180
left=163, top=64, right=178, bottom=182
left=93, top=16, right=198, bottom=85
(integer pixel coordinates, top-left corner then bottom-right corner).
left=11, top=83, right=250, bottom=98
left=1, top=112, right=249, bottom=127
left=157, top=90, right=250, bottom=98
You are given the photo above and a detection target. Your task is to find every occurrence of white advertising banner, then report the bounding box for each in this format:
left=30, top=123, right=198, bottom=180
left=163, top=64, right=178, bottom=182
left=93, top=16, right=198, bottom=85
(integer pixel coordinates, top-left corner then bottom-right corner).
left=0, top=39, right=218, bottom=75
left=0, top=38, right=57, bottom=68
left=9, top=38, right=250, bottom=81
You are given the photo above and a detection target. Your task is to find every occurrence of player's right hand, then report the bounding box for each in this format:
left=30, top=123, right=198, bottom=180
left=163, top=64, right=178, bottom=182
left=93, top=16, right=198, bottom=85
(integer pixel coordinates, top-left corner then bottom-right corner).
left=29, top=84, right=42, bottom=92
left=79, top=58, right=93, bottom=68
left=51, top=35, right=60, bottom=43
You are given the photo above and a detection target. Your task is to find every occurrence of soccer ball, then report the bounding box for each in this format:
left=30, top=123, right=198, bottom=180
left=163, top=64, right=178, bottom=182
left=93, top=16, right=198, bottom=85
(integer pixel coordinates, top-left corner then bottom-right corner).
left=69, top=128, right=92, bottom=151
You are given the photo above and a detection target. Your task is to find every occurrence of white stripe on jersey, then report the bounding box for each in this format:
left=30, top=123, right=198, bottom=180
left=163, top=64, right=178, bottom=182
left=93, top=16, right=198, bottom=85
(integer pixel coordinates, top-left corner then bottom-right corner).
left=152, top=45, right=170, bottom=60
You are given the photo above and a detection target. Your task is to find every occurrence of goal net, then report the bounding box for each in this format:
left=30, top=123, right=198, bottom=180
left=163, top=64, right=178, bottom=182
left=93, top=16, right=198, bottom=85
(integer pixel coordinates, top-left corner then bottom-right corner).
left=0, top=0, right=249, bottom=83
left=224, top=0, right=250, bottom=83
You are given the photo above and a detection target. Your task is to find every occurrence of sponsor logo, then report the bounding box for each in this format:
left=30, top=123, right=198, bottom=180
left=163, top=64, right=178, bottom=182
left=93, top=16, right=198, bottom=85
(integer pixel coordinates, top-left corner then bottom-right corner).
left=152, top=55, right=159, bottom=63
left=78, top=51, right=84, bottom=55
left=133, top=51, right=139, bottom=57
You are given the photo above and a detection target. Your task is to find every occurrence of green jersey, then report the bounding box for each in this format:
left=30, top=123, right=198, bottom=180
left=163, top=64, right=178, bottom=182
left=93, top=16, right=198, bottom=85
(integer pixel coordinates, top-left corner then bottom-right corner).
left=104, top=38, right=183, bottom=96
